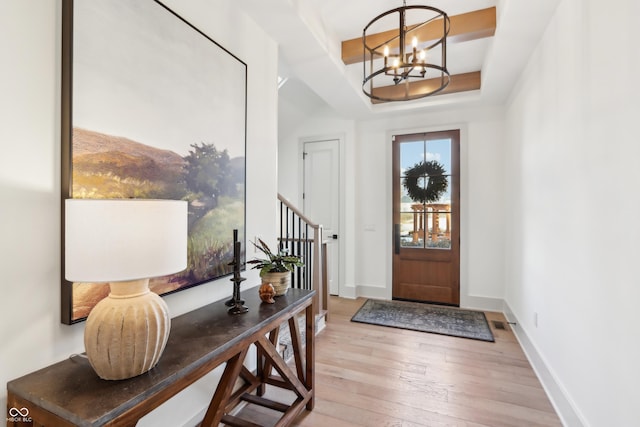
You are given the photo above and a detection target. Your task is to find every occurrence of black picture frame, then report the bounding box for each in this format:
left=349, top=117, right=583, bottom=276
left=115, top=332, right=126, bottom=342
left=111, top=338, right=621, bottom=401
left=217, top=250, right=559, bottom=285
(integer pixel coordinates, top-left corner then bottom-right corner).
left=61, top=0, right=247, bottom=324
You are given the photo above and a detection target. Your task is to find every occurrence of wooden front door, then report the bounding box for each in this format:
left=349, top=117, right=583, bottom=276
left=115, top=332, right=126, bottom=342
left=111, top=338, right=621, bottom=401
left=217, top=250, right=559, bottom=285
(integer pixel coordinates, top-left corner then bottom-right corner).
left=392, top=130, right=460, bottom=305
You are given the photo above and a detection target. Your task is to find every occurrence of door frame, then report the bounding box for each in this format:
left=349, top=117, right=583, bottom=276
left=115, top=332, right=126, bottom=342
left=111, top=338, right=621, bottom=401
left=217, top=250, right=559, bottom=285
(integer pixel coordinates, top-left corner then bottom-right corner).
left=392, top=129, right=461, bottom=305
left=298, top=133, right=345, bottom=297
left=384, top=124, right=468, bottom=302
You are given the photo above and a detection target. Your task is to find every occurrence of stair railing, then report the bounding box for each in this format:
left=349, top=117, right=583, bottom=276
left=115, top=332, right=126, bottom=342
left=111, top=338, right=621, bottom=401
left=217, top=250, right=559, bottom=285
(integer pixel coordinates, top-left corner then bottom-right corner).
left=277, top=193, right=328, bottom=318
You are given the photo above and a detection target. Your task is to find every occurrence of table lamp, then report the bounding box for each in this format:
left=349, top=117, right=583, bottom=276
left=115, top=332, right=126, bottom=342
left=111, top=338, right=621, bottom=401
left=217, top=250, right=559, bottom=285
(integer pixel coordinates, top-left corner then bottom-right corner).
left=65, top=199, right=188, bottom=380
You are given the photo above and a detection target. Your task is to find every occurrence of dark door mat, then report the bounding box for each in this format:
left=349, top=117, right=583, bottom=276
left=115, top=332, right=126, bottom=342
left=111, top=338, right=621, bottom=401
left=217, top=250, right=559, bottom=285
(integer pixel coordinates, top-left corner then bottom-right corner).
left=351, top=299, right=494, bottom=342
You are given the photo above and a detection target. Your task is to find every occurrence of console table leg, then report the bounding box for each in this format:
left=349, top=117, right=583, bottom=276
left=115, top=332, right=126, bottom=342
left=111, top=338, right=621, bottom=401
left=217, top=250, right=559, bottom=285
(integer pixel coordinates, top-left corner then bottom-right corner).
left=305, top=303, right=315, bottom=410
left=258, top=327, right=280, bottom=396
left=201, top=347, right=249, bottom=427
left=256, top=344, right=265, bottom=397
left=288, top=316, right=305, bottom=380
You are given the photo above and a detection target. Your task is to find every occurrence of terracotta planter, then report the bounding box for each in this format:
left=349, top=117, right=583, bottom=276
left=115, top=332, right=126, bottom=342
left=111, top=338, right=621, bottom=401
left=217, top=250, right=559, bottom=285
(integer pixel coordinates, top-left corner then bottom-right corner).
left=260, top=271, right=291, bottom=296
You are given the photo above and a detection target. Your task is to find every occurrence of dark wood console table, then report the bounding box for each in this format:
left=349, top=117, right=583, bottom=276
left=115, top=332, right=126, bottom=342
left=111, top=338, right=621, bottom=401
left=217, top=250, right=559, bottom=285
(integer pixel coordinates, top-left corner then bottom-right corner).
left=7, top=288, right=315, bottom=426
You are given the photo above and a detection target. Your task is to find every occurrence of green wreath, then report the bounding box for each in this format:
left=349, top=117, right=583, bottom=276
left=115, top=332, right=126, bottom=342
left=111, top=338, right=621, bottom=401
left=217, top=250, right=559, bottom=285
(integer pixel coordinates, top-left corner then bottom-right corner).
left=403, top=160, right=448, bottom=203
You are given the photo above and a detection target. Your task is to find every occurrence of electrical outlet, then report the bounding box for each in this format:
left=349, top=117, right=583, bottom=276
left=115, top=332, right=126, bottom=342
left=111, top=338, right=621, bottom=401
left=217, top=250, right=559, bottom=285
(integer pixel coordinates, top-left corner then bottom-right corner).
left=533, top=312, right=538, bottom=328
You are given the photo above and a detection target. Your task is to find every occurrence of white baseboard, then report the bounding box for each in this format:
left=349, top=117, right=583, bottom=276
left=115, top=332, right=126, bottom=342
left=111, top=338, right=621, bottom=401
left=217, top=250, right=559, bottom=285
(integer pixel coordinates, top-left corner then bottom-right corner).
left=338, top=283, right=387, bottom=300
left=460, top=294, right=504, bottom=312
left=339, top=283, right=357, bottom=299
left=351, top=289, right=504, bottom=313
left=316, top=314, right=326, bottom=333
left=352, top=284, right=390, bottom=300
left=503, top=301, right=586, bottom=427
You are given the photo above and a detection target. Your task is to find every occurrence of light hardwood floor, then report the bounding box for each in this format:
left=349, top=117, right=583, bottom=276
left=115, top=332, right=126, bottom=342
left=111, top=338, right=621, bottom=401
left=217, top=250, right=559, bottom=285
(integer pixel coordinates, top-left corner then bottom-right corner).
left=239, top=297, right=562, bottom=426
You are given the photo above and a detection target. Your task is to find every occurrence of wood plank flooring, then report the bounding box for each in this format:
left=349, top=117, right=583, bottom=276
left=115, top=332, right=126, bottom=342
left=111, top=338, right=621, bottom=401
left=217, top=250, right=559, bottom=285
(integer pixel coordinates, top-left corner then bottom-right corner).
left=236, top=297, right=562, bottom=426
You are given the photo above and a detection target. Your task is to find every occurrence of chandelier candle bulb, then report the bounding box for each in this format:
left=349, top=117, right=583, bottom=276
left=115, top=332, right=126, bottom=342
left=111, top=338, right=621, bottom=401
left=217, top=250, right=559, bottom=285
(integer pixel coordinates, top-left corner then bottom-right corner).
left=383, top=45, right=389, bottom=68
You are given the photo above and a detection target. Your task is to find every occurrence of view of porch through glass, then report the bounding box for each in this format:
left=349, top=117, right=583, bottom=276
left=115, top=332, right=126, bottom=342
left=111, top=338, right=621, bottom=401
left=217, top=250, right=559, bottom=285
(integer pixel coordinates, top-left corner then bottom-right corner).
left=398, top=137, right=452, bottom=249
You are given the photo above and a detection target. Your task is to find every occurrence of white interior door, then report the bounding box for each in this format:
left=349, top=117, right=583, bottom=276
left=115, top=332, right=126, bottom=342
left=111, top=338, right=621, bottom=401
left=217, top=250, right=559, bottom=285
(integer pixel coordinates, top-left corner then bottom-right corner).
left=303, top=139, right=340, bottom=295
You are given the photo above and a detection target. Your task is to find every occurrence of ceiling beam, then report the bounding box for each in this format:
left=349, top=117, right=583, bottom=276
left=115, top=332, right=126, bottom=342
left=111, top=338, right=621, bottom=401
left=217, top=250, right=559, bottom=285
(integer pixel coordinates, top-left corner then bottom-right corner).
left=342, top=7, right=496, bottom=65
left=369, top=71, right=481, bottom=104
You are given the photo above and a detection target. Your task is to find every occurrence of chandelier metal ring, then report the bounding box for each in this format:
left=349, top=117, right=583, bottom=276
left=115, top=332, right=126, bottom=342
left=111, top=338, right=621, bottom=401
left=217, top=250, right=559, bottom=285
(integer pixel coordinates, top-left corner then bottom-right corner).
left=362, top=3, right=450, bottom=103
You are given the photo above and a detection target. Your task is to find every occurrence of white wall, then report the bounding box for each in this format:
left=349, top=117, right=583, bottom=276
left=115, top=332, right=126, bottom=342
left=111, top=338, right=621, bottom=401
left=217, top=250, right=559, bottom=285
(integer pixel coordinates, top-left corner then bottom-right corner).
left=279, top=102, right=507, bottom=310
left=503, top=0, right=640, bottom=426
left=278, top=105, right=358, bottom=296
left=356, top=108, right=506, bottom=309
left=0, top=1, right=278, bottom=425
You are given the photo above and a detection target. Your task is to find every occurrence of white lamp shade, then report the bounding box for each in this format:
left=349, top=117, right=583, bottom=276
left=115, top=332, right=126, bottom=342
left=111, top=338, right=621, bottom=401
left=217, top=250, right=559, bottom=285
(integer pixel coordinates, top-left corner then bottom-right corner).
left=65, top=199, right=188, bottom=282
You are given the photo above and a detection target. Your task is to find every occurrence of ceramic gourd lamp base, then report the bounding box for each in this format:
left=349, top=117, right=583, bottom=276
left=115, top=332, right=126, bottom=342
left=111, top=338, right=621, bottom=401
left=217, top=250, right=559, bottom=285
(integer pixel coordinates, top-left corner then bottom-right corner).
left=84, top=279, right=170, bottom=380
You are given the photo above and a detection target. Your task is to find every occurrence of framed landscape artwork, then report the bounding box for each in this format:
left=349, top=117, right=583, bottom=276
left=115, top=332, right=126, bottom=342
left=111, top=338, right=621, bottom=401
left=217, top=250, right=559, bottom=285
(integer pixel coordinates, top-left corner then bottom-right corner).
left=61, top=0, right=247, bottom=324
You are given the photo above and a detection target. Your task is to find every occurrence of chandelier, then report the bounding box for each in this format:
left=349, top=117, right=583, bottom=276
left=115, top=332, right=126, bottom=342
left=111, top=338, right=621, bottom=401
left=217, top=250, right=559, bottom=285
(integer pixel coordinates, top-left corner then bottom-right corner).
left=362, top=1, right=450, bottom=102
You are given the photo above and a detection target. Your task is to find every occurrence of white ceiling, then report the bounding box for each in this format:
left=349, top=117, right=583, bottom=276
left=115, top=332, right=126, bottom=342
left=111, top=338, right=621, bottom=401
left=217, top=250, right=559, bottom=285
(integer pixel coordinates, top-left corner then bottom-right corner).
left=235, top=0, right=560, bottom=124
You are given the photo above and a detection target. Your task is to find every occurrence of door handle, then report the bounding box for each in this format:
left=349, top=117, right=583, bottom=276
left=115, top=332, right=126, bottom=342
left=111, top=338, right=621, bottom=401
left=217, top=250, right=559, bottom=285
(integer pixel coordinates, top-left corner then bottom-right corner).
left=331, top=234, right=338, bottom=240
left=394, top=224, right=400, bottom=254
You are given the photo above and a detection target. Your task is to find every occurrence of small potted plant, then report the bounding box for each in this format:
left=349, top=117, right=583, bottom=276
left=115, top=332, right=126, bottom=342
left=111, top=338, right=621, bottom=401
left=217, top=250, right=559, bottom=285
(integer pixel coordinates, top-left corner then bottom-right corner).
left=247, top=239, right=304, bottom=296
